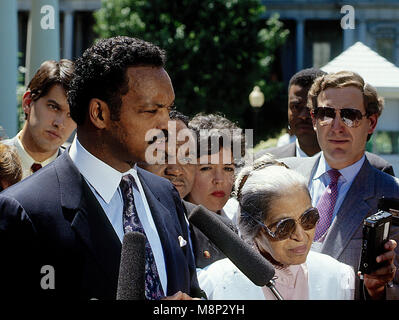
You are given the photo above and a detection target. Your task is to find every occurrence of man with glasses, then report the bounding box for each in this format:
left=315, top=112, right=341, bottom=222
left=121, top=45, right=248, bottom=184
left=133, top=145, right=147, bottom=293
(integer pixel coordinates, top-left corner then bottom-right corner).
left=256, top=68, right=394, bottom=175
left=282, top=71, right=399, bottom=300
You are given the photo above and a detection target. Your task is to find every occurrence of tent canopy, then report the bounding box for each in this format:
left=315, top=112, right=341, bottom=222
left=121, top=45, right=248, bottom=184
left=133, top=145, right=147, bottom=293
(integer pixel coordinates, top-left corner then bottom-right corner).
left=321, top=42, right=399, bottom=96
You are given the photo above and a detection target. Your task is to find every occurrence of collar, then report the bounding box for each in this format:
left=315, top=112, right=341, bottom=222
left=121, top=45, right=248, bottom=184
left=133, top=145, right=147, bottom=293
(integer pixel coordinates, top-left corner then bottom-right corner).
left=313, top=152, right=366, bottom=184
left=295, top=138, right=308, bottom=158
left=69, top=137, right=137, bottom=204
left=15, top=131, right=58, bottom=169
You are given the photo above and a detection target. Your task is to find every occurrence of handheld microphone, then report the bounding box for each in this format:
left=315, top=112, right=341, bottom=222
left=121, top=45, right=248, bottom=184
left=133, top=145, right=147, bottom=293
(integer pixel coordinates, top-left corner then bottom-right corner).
left=188, top=205, right=276, bottom=287
left=116, top=231, right=146, bottom=300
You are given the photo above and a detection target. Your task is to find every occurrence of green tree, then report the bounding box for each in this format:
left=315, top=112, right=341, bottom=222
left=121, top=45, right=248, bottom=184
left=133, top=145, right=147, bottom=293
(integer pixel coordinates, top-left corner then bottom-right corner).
left=94, top=0, right=288, bottom=141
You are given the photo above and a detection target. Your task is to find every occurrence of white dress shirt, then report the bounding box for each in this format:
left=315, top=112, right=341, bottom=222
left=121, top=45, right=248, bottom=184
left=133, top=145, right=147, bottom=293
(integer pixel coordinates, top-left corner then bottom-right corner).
left=295, top=137, right=309, bottom=158
left=69, top=137, right=167, bottom=293
left=2, top=131, right=58, bottom=179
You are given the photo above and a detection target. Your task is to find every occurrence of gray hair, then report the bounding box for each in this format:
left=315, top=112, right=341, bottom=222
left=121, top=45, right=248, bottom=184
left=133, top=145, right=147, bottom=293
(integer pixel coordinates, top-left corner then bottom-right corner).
left=236, top=155, right=310, bottom=242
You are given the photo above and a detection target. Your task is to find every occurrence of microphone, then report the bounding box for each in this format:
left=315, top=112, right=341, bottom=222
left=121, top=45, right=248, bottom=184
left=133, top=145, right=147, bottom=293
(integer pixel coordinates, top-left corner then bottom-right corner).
left=188, top=205, right=276, bottom=287
left=116, top=231, right=146, bottom=300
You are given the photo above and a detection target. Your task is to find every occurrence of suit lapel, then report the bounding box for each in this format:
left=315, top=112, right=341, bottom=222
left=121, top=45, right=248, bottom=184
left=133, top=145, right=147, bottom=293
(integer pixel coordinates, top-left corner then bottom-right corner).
left=55, top=151, right=121, bottom=289
left=71, top=181, right=122, bottom=284
left=291, top=154, right=320, bottom=187
left=321, top=160, right=375, bottom=259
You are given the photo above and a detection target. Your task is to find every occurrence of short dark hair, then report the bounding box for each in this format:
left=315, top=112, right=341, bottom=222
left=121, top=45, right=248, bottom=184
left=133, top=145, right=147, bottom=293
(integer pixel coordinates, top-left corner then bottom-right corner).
left=169, top=110, right=190, bottom=127
left=188, top=113, right=245, bottom=161
left=28, top=59, right=74, bottom=102
left=288, top=68, right=327, bottom=89
left=68, top=36, right=167, bottom=125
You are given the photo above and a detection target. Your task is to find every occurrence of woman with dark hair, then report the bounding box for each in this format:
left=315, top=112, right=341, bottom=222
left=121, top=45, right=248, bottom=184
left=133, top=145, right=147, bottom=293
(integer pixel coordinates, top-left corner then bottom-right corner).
left=186, top=113, right=245, bottom=216
left=198, top=155, right=355, bottom=300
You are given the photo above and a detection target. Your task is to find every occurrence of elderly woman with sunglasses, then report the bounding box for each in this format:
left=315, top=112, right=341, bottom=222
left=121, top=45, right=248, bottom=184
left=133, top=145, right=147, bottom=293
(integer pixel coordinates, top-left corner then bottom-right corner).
left=198, top=156, right=355, bottom=300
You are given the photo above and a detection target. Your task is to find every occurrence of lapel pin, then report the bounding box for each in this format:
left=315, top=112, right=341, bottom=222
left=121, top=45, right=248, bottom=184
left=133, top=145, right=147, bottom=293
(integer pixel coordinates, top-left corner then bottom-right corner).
left=203, top=250, right=211, bottom=259
left=178, top=236, right=187, bottom=247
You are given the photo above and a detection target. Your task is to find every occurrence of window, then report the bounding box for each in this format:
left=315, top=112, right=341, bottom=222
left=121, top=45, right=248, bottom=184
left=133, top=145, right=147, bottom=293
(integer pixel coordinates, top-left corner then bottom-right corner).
left=313, top=42, right=331, bottom=68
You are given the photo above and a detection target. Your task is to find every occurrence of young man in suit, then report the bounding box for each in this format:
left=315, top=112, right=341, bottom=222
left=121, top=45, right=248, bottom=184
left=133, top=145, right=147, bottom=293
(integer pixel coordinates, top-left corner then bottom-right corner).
left=256, top=68, right=394, bottom=176
left=0, top=37, right=200, bottom=300
left=2, top=59, right=76, bottom=179
left=281, top=71, right=398, bottom=300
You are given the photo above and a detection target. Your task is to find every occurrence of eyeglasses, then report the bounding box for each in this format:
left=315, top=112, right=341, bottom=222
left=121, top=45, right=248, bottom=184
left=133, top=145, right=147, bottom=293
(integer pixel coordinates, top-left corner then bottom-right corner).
left=248, top=207, right=320, bottom=241
left=312, top=106, right=368, bottom=128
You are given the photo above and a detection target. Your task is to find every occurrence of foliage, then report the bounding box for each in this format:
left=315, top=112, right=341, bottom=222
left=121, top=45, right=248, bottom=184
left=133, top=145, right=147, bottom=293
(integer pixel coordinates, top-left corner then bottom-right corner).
left=94, top=0, right=288, bottom=140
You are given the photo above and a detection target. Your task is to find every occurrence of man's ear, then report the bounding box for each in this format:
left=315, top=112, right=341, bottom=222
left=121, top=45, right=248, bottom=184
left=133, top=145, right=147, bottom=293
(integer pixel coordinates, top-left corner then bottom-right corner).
left=22, top=91, right=32, bottom=115
left=88, top=98, right=110, bottom=129
left=368, top=113, right=378, bottom=134
left=310, top=110, right=317, bottom=131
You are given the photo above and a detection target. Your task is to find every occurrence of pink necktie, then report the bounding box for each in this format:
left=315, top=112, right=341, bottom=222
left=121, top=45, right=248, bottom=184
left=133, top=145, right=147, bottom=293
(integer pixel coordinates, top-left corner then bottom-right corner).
left=314, top=169, right=341, bottom=242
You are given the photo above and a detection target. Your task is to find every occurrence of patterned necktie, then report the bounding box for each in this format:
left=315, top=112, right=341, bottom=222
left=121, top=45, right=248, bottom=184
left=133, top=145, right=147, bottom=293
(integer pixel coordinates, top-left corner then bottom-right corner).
left=120, top=174, right=164, bottom=300
left=314, top=169, right=341, bottom=242
left=31, top=163, right=42, bottom=173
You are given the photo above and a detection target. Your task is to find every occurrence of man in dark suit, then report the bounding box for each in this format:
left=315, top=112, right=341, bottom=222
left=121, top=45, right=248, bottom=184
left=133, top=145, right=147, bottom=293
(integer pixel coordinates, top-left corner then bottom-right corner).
left=281, top=71, right=398, bottom=299
left=256, top=68, right=394, bottom=176
left=0, top=36, right=199, bottom=300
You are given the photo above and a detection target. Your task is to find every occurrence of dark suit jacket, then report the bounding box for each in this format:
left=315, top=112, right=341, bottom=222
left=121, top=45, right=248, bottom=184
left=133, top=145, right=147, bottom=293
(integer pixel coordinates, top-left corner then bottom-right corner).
left=0, top=151, right=200, bottom=300
left=281, top=155, right=399, bottom=299
left=256, top=142, right=395, bottom=176
left=183, top=200, right=238, bottom=269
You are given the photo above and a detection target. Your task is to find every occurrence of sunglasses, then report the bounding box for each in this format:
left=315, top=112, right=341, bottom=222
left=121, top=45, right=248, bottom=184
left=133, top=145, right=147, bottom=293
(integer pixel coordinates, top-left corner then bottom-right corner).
left=312, top=106, right=368, bottom=128
left=248, top=207, right=320, bottom=241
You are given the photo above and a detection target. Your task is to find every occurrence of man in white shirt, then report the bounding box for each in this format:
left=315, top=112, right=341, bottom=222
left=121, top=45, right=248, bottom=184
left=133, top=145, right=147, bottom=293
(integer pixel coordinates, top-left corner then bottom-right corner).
left=2, top=59, right=76, bottom=179
left=282, top=71, right=399, bottom=300
left=0, top=36, right=200, bottom=300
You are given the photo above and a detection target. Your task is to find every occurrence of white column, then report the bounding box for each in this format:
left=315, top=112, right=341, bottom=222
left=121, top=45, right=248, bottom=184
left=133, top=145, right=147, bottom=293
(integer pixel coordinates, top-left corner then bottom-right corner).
left=296, top=19, right=304, bottom=71
left=0, top=0, right=18, bottom=137
left=63, top=10, right=74, bottom=59
left=25, top=0, right=60, bottom=85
